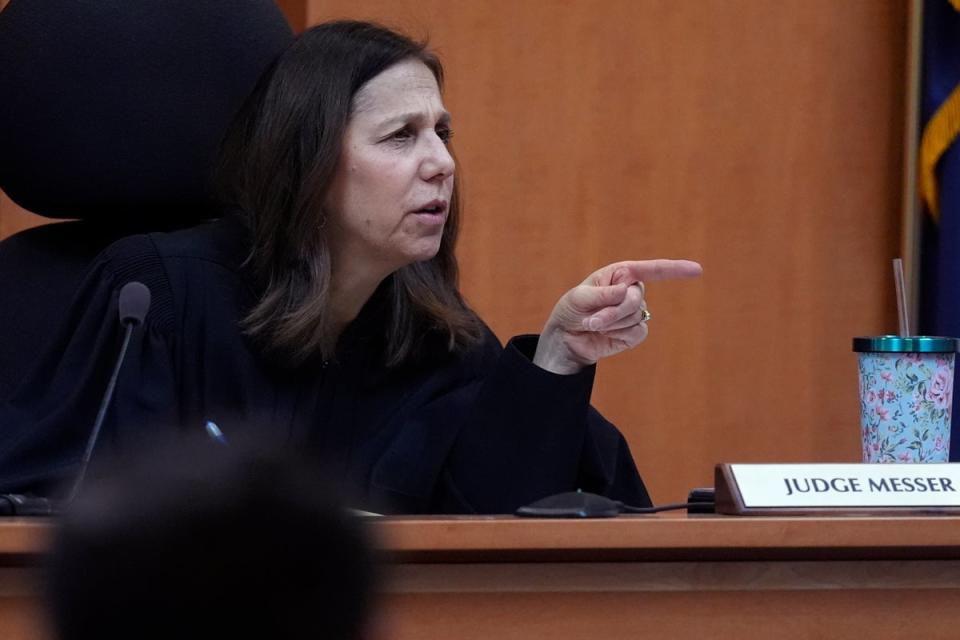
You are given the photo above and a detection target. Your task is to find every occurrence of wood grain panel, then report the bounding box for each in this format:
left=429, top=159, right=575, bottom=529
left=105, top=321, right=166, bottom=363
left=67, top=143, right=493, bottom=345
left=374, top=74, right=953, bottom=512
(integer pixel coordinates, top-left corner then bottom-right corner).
left=307, top=0, right=908, bottom=503
left=0, top=191, right=46, bottom=240
left=388, top=560, right=960, bottom=592
left=2, top=516, right=959, bottom=640
left=384, top=590, right=960, bottom=640
left=0, top=2, right=908, bottom=507
left=275, top=0, right=307, bottom=32
left=375, top=514, right=960, bottom=558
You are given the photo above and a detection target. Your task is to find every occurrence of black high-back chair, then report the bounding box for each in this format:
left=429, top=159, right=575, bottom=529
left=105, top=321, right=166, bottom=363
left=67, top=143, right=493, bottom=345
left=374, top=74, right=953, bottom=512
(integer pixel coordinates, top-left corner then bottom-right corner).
left=0, top=0, right=292, bottom=398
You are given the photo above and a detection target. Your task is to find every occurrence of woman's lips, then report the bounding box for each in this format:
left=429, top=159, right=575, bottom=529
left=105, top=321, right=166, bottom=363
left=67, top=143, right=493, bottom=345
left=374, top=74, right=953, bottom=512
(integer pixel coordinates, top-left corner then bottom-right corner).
left=410, top=199, right=448, bottom=225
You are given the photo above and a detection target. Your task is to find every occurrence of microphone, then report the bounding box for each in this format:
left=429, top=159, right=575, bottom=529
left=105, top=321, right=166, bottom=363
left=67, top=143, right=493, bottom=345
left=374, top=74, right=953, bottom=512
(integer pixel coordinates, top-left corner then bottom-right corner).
left=118, top=281, right=151, bottom=326
left=0, top=282, right=152, bottom=516
left=65, top=281, right=152, bottom=504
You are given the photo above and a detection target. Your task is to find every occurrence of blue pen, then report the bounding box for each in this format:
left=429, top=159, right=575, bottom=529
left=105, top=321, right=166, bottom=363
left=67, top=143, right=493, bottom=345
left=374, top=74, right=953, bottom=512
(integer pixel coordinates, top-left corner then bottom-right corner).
left=205, top=420, right=229, bottom=446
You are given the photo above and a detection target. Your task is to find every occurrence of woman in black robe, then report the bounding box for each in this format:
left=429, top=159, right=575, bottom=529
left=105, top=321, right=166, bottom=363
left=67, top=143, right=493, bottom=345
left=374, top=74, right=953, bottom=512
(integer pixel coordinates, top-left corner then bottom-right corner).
left=0, top=21, right=701, bottom=513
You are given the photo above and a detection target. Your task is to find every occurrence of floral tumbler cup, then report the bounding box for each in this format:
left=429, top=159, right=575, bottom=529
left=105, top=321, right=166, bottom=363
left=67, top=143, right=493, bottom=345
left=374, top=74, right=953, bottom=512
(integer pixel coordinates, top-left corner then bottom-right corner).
left=853, top=336, right=958, bottom=463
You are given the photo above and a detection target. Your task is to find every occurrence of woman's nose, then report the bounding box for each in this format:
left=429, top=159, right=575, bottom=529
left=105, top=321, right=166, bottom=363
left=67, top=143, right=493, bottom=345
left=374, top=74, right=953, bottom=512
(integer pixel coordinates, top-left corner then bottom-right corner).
left=420, top=134, right=455, bottom=181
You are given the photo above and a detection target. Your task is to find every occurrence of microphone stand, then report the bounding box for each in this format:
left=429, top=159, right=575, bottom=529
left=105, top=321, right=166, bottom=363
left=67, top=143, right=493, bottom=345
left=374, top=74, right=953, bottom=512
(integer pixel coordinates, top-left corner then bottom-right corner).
left=0, top=282, right=151, bottom=516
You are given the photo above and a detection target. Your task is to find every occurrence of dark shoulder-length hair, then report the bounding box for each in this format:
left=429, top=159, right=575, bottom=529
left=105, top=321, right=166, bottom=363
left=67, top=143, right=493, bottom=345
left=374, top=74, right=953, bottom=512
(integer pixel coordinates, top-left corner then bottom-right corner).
left=216, top=20, right=483, bottom=367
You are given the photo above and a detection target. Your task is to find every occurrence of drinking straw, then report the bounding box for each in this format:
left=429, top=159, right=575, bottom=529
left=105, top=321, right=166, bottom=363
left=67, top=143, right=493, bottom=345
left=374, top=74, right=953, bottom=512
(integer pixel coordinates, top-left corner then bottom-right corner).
left=893, top=258, right=910, bottom=336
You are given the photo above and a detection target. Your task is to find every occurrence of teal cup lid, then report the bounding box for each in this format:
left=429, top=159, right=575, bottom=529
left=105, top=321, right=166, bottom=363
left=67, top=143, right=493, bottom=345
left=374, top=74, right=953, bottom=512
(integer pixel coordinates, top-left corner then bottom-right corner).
left=852, top=335, right=959, bottom=353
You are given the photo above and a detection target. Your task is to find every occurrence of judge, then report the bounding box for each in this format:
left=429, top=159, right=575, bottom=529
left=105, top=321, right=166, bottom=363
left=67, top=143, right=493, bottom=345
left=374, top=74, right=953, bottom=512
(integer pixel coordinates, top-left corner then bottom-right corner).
left=0, top=21, right=701, bottom=513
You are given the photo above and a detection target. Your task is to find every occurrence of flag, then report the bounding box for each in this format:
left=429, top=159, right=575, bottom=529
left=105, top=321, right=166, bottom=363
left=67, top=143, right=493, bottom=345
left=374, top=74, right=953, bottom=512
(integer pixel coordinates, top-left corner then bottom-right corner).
left=919, top=0, right=960, bottom=460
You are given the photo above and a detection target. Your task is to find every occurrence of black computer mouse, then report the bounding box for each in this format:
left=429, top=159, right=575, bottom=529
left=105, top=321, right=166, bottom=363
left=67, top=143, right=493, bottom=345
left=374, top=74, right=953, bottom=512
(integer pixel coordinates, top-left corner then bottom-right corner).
left=515, top=490, right=622, bottom=518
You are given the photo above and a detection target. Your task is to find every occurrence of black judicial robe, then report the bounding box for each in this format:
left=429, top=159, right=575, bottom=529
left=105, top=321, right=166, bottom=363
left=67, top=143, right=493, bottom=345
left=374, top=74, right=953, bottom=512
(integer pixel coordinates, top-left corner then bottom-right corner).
left=0, top=217, right=651, bottom=513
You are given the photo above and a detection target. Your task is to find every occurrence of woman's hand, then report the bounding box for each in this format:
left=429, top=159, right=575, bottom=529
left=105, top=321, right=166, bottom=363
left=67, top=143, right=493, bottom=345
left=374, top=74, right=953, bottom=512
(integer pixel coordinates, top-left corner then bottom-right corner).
left=533, top=259, right=703, bottom=375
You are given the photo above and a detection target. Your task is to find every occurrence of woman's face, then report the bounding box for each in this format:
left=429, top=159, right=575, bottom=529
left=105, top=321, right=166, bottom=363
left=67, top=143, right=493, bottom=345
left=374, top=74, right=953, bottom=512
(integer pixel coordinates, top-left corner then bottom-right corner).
left=324, top=58, right=455, bottom=280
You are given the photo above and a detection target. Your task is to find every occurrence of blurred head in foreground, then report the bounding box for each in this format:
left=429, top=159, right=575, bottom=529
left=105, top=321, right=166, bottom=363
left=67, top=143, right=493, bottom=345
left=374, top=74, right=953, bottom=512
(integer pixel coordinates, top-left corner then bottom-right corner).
left=47, top=444, right=377, bottom=640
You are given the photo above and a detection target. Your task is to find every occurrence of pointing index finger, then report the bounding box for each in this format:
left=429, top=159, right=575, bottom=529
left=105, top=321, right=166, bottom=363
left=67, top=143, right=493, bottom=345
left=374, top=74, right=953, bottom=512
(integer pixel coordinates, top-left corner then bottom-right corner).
left=604, top=259, right=703, bottom=285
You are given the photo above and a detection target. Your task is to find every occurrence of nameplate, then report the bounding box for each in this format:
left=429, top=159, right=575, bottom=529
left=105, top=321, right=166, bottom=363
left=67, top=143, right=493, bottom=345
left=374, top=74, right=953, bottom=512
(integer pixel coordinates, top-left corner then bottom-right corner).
left=715, top=463, right=960, bottom=515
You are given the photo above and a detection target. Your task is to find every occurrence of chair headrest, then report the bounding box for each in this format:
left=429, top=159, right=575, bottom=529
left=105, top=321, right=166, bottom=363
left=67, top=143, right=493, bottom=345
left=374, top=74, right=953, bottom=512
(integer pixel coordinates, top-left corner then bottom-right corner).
left=0, top=0, right=293, bottom=224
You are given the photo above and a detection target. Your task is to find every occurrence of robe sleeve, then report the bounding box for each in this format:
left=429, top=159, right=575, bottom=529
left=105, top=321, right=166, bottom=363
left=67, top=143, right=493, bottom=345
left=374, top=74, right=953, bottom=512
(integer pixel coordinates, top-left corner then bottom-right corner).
left=369, top=333, right=652, bottom=514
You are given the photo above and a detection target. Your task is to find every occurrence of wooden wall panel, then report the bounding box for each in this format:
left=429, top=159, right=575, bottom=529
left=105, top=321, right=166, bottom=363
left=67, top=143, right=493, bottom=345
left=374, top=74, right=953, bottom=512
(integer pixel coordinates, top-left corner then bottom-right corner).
left=0, top=2, right=908, bottom=505
left=275, top=0, right=307, bottom=32
left=0, top=191, right=45, bottom=239
left=306, top=0, right=907, bottom=502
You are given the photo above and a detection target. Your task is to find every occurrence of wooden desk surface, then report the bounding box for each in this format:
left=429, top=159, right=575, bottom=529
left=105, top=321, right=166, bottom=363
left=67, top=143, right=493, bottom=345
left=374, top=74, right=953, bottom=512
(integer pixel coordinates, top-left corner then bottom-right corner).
left=374, top=513, right=960, bottom=561
left=3, top=512, right=960, bottom=561
left=2, top=515, right=960, bottom=639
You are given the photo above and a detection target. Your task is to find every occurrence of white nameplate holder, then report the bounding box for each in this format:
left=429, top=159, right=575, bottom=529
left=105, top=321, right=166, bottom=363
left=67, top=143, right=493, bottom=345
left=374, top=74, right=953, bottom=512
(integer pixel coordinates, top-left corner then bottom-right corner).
left=715, top=463, right=960, bottom=515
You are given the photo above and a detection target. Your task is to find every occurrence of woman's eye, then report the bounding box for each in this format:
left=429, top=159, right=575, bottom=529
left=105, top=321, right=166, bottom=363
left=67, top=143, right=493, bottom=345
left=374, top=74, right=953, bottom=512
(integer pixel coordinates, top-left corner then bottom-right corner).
left=385, top=127, right=413, bottom=143
left=383, top=125, right=452, bottom=145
